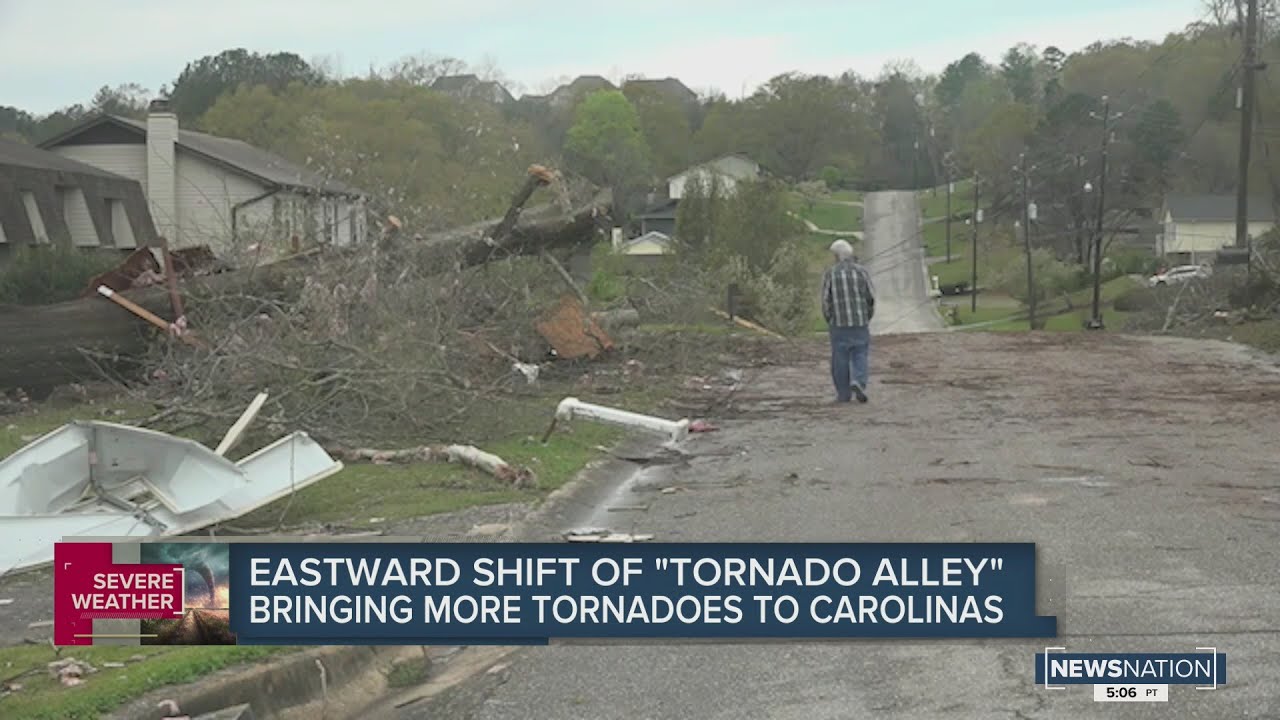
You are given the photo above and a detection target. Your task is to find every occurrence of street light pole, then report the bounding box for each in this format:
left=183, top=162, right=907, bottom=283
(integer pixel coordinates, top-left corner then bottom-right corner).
left=971, top=176, right=981, bottom=313
left=945, top=171, right=953, bottom=263
left=1088, top=95, right=1116, bottom=331
left=1018, top=153, right=1037, bottom=329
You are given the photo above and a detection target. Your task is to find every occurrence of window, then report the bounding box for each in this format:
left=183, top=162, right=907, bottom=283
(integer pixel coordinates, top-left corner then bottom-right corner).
left=20, top=191, right=47, bottom=243
left=109, top=199, right=136, bottom=248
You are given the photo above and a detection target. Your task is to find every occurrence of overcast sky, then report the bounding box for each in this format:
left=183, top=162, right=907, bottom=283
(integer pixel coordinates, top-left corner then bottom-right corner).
left=1, top=0, right=1206, bottom=114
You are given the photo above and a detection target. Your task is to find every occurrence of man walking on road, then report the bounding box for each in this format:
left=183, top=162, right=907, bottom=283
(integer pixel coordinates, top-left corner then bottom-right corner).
left=821, top=239, right=874, bottom=403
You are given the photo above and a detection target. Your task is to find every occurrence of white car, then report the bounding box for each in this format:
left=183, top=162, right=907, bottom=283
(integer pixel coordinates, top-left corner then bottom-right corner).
left=1148, top=264, right=1211, bottom=287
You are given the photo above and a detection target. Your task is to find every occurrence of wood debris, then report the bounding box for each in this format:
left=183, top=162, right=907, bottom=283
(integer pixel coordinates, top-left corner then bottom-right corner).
left=332, top=444, right=535, bottom=488
left=536, top=295, right=614, bottom=360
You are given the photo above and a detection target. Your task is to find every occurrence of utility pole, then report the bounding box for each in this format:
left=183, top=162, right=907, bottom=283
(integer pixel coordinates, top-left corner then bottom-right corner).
left=1074, top=154, right=1086, bottom=266
left=913, top=139, right=920, bottom=191
left=1018, top=153, right=1037, bottom=329
left=945, top=171, right=953, bottom=263
left=971, top=176, right=981, bottom=313
left=1236, top=0, right=1260, bottom=275
left=1088, top=95, right=1117, bottom=330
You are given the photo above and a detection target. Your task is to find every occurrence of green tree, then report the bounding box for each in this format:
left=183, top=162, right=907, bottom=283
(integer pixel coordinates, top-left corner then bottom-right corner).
left=623, top=83, right=694, bottom=178
left=746, top=73, right=863, bottom=180
left=936, top=53, right=991, bottom=110
left=1000, top=44, right=1041, bottom=104
left=563, top=90, right=652, bottom=218
left=171, top=48, right=326, bottom=122
left=202, top=77, right=543, bottom=229
left=1131, top=99, right=1185, bottom=196
left=90, top=83, right=150, bottom=117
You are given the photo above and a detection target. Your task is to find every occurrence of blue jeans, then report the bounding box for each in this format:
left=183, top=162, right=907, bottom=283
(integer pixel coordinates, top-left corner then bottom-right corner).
left=829, top=325, right=870, bottom=401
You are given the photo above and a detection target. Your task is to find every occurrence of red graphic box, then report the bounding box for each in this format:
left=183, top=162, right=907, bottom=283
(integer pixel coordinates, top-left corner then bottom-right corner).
left=54, top=542, right=184, bottom=646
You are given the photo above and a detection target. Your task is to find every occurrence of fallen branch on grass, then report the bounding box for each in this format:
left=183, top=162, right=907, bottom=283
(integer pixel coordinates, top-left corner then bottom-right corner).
left=331, top=445, right=536, bottom=488
left=710, top=308, right=784, bottom=338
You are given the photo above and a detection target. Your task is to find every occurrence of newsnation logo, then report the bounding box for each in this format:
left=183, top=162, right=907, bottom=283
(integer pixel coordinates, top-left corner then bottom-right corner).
left=1035, top=648, right=1227, bottom=703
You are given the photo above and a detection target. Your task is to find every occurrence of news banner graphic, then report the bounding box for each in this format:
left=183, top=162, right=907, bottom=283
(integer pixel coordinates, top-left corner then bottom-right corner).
left=54, top=542, right=236, bottom=646
left=1035, top=648, right=1227, bottom=704
left=54, top=540, right=1057, bottom=645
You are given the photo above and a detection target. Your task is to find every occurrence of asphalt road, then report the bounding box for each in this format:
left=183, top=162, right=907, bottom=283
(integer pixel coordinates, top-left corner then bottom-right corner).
left=392, top=331, right=1280, bottom=720
left=862, top=191, right=943, bottom=335
left=386, top=194, right=1279, bottom=719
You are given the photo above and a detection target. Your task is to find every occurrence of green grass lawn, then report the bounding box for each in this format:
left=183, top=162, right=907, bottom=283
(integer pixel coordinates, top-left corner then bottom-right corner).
left=0, top=645, right=292, bottom=720
left=944, top=278, right=1138, bottom=332
left=0, top=375, right=676, bottom=718
left=919, top=178, right=975, bottom=219
left=829, top=189, right=864, bottom=203
left=796, top=200, right=862, bottom=232
left=923, top=220, right=969, bottom=259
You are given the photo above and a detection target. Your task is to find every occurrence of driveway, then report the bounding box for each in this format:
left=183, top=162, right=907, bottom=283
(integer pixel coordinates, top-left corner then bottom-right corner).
left=392, top=331, right=1280, bottom=720
left=862, top=191, right=943, bottom=335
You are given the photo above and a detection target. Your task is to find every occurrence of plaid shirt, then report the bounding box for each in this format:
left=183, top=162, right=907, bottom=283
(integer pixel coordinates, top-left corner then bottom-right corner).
left=822, top=259, right=874, bottom=327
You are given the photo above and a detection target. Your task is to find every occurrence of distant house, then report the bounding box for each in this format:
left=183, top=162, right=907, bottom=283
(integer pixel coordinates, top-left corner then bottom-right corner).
left=667, top=153, right=762, bottom=200
left=1159, top=194, right=1274, bottom=264
left=0, top=136, right=156, bottom=261
left=622, top=77, right=699, bottom=107
left=524, top=76, right=617, bottom=109
left=430, top=74, right=515, bottom=105
left=636, top=199, right=679, bottom=238
left=39, top=99, right=368, bottom=258
left=615, top=230, right=675, bottom=257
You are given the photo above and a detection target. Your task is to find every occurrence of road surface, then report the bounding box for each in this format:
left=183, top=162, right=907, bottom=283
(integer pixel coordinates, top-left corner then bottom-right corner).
left=862, top=191, right=944, bottom=335
left=392, top=332, right=1280, bottom=720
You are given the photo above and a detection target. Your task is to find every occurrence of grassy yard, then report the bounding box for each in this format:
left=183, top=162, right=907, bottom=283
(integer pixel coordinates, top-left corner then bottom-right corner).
left=919, top=178, right=975, bottom=219
left=829, top=189, right=864, bottom=203
left=923, top=219, right=969, bottom=259
left=0, top=645, right=292, bottom=720
left=0, top=372, right=680, bottom=718
left=944, top=278, right=1138, bottom=332
left=789, top=194, right=863, bottom=233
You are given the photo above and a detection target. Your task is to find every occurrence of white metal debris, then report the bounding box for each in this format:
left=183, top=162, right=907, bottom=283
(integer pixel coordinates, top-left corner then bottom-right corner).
left=563, top=529, right=654, bottom=543
left=0, top=416, right=342, bottom=574
left=512, top=362, right=541, bottom=384
left=554, top=397, right=689, bottom=444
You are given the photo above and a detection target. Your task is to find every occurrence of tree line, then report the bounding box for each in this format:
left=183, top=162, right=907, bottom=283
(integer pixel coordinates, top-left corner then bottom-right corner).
left=4, top=6, right=1279, bottom=236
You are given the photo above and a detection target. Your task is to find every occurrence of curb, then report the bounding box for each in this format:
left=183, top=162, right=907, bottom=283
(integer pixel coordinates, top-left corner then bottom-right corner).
left=109, top=645, right=426, bottom=720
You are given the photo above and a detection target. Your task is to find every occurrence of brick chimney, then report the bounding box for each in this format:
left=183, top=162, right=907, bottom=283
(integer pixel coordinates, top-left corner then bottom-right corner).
left=146, top=98, right=178, bottom=242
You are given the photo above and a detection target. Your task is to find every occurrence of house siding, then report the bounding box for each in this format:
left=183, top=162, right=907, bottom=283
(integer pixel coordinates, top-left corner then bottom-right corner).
left=49, top=145, right=147, bottom=183
left=174, top=151, right=270, bottom=252
left=1163, top=220, right=1273, bottom=261
left=62, top=187, right=100, bottom=247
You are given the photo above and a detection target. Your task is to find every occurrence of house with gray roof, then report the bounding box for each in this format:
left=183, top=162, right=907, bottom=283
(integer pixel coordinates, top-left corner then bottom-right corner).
left=39, top=99, right=367, bottom=258
left=431, top=74, right=515, bottom=105
left=1159, top=194, right=1274, bottom=264
left=0, top=136, right=157, bottom=262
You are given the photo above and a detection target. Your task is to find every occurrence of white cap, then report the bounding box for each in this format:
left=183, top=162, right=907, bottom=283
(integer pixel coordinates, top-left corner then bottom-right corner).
left=829, top=239, right=854, bottom=260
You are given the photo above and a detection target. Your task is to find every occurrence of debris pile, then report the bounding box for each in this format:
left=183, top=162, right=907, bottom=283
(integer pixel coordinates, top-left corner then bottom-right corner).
left=48, top=658, right=98, bottom=687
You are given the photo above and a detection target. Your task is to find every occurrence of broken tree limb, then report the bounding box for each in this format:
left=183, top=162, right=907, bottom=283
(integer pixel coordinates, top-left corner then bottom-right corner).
left=215, top=392, right=269, bottom=456
left=709, top=308, right=784, bottom=338
left=96, top=286, right=206, bottom=348
left=330, top=445, right=536, bottom=488
left=158, top=237, right=186, bottom=321
left=0, top=172, right=611, bottom=394
left=591, top=308, right=640, bottom=330
left=541, top=249, right=589, bottom=309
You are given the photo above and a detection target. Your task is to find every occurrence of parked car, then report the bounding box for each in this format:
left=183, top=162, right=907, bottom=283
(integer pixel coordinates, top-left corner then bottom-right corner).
left=1147, top=264, right=1211, bottom=287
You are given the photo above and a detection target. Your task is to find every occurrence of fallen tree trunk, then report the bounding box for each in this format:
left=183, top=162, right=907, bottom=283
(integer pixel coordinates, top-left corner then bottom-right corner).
left=0, top=174, right=610, bottom=394
left=592, top=308, right=641, bottom=330
left=0, top=251, right=317, bottom=394
left=330, top=445, right=535, bottom=488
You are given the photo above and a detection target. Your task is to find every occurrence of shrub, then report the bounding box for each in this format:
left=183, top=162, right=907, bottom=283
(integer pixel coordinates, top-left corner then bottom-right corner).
left=820, top=166, right=844, bottom=190
left=1113, top=287, right=1162, bottom=312
left=0, top=244, right=121, bottom=305
left=994, top=249, right=1075, bottom=305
